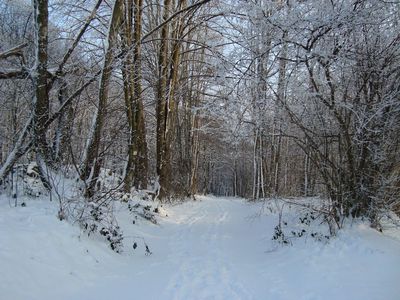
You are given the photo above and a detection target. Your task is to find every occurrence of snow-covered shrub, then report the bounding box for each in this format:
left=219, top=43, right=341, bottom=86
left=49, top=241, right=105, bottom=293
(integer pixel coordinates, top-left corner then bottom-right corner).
left=269, top=199, right=334, bottom=246
left=0, top=162, right=48, bottom=199
left=57, top=193, right=124, bottom=253
left=56, top=185, right=164, bottom=253
left=23, top=162, right=47, bottom=197
left=82, top=201, right=123, bottom=252
left=127, top=201, right=157, bottom=225
left=96, top=168, right=122, bottom=192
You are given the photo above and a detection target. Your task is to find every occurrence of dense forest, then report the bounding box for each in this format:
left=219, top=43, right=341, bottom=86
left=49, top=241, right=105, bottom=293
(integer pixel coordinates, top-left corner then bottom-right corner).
left=0, top=0, right=399, bottom=230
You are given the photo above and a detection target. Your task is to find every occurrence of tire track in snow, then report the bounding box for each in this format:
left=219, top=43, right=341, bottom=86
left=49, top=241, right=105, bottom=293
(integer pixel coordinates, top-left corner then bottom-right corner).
left=164, top=198, right=254, bottom=300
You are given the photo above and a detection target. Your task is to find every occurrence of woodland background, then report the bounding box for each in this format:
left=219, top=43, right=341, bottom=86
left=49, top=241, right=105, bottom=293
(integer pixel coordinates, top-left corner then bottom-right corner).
left=0, top=0, right=399, bottom=228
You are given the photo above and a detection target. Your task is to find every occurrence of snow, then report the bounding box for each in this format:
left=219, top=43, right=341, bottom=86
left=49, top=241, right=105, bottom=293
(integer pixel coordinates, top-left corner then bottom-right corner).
left=1, top=195, right=400, bottom=300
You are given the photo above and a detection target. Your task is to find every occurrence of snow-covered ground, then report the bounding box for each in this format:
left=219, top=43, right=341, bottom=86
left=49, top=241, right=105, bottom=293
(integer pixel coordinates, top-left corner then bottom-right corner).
left=1, top=195, right=400, bottom=300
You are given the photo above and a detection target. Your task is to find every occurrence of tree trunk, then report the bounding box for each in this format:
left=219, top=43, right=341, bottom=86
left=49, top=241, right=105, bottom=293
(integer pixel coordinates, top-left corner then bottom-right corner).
left=272, top=29, right=287, bottom=196
left=189, top=89, right=201, bottom=196
left=155, top=0, right=171, bottom=199
left=32, top=0, right=51, bottom=189
left=123, top=0, right=148, bottom=191
left=52, top=81, right=71, bottom=162
left=81, top=0, right=124, bottom=198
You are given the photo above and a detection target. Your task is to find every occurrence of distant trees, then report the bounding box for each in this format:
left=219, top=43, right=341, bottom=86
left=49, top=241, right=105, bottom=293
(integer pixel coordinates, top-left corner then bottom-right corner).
left=216, top=0, right=400, bottom=224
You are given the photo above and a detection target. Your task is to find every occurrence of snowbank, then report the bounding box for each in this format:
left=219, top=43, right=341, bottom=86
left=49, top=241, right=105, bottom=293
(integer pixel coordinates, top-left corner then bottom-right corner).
left=0, top=195, right=399, bottom=300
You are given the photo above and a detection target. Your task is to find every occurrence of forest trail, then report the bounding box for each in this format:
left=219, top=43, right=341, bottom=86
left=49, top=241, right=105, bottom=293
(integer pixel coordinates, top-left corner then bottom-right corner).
left=164, top=197, right=255, bottom=299
left=61, top=195, right=268, bottom=300
left=1, top=195, right=400, bottom=300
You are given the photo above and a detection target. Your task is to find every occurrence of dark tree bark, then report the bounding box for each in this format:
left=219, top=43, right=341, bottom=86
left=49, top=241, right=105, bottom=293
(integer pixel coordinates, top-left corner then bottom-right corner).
left=32, top=0, right=52, bottom=189
left=155, top=0, right=172, bottom=200
left=80, top=0, right=124, bottom=198
left=123, top=0, right=148, bottom=192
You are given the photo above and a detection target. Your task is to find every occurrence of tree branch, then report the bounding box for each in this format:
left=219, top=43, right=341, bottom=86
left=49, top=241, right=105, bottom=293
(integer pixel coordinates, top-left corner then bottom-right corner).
left=0, top=43, right=28, bottom=60
left=49, top=0, right=103, bottom=87
left=0, top=69, right=29, bottom=79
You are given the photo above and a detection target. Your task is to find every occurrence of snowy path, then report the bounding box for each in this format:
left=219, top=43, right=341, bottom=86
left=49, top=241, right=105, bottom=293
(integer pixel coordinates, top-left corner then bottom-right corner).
left=164, top=198, right=253, bottom=299
left=1, top=195, right=400, bottom=300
